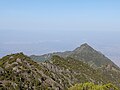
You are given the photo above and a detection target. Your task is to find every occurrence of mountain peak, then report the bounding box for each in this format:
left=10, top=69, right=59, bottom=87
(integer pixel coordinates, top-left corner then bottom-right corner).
left=30, top=43, right=119, bottom=69
left=80, top=43, right=92, bottom=49
left=81, top=43, right=89, bottom=47
left=73, top=43, right=93, bottom=52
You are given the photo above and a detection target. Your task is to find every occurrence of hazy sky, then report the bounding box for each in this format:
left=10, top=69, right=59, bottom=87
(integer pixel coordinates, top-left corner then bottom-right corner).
left=0, top=0, right=120, bottom=31
left=0, top=0, right=120, bottom=66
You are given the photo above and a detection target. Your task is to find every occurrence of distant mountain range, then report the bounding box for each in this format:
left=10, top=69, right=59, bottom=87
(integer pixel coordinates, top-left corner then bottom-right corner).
left=30, top=43, right=119, bottom=69
left=0, top=43, right=120, bottom=90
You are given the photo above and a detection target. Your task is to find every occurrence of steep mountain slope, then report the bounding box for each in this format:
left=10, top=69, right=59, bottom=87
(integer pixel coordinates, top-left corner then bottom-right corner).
left=70, top=43, right=119, bottom=69
left=0, top=53, right=120, bottom=90
left=0, top=53, right=65, bottom=90
left=30, top=43, right=119, bottom=69
left=48, top=56, right=120, bottom=88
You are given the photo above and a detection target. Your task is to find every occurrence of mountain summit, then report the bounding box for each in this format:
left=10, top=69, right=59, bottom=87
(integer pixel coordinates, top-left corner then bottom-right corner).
left=73, top=43, right=95, bottom=53
left=71, top=43, right=119, bottom=69
left=30, top=43, right=119, bottom=69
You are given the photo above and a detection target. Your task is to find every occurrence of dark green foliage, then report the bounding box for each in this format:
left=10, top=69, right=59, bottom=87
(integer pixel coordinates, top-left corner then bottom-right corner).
left=68, top=82, right=118, bottom=90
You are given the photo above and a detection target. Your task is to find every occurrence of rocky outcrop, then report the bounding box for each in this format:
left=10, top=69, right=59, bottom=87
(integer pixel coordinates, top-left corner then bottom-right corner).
left=0, top=67, right=4, bottom=75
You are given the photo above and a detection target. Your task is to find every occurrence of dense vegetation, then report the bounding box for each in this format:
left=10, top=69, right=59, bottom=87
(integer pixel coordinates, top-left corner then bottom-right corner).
left=68, top=82, right=118, bottom=90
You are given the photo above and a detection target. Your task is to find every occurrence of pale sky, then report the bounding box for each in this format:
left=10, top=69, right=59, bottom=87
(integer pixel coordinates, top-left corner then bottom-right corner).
left=0, top=0, right=120, bottom=66
left=0, top=0, right=120, bottom=31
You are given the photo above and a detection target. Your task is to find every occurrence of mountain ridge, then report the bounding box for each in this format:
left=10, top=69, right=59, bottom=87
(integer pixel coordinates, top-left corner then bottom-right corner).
left=0, top=53, right=120, bottom=89
left=30, top=43, right=119, bottom=69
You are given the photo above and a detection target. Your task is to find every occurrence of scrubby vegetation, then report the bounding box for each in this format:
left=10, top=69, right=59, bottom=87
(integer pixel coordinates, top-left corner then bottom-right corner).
left=0, top=51, right=120, bottom=89
left=0, top=53, right=64, bottom=90
left=68, top=82, right=118, bottom=90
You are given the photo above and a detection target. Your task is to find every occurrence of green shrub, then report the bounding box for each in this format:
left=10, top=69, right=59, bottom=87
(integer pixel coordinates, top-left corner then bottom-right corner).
left=68, top=82, right=118, bottom=90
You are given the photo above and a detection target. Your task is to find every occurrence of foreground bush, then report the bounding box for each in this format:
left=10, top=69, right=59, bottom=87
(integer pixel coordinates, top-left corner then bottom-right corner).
left=68, top=82, right=118, bottom=90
